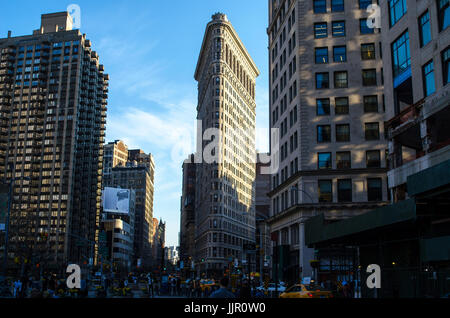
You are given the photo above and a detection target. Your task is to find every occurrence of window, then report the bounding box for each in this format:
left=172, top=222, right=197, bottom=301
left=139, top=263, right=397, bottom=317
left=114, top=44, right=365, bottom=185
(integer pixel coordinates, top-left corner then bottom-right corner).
left=338, top=179, right=352, bottom=202
left=392, top=31, right=411, bottom=78
left=389, top=0, right=407, bottom=27
left=361, top=43, right=376, bottom=60
left=331, top=0, right=344, bottom=12
left=336, top=124, right=350, bottom=142
left=317, top=98, right=330, bottom=115
left=335, top=97, right=349, bottom=114
left=317, top=125, right=331, bottom=143
left=368, top=178, right=382, bottom=201
left=334, top=71, right=348, bottom=88
left=360, top=19, right=374, bottom=34
left=437, top=0, right=450, bottom=31
left=362, top=69, right=377, bottom=86
left=318, top=180, right=332, bottom=202
left=364, top=95, right=378, bottom=112
left=336, top=152, right=351, bottom=169
left=314, top=0, right=327, bottom=13
left=359, top=0, right=372, bottom=9
left=366, top=150, right=381, bottom=168
left=332, top=21, right=346, bottom=37
left=316, top=72, right=329, bottom=89
left=333, top=46, right=347, bottom=62
left=315, top=47, right=329, bottom=64
left=423, top=60, right=436, bottom=97
left=365, top=123, right=380, bottom=140
left=443, top=46, right=450, bottom=85
left=318, top=153, right=332, bottom=170
left=419, top=11, right=432, bottom=47
left=314, top=22, right=328, bottom=38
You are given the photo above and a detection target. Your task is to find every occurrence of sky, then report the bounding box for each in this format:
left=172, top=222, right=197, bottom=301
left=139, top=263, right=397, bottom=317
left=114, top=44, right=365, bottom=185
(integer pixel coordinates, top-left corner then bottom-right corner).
left=0, top=0, right=270, bottom=247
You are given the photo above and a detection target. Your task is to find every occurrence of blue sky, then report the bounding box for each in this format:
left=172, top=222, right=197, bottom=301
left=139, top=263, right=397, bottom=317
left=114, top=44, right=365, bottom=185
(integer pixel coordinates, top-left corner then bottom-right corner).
left=0, top=0, right=270, bottom=247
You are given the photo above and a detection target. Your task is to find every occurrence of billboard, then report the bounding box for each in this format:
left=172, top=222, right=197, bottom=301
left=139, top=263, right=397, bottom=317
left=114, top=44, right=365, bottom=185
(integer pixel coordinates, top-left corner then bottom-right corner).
left=102, top=187, right=130, bottom=214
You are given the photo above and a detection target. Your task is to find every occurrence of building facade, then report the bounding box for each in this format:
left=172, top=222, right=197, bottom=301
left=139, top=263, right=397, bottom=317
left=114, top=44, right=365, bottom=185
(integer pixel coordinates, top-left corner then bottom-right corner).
left=179, top=154, right=196, bottom=272
left=194, top=13, right=259, bottom=276
left=381, top=0, right=450, bottom=201
left=305, top=0, right=450, bottom=298
left=267, top=0, right=389, bottom=283
left=102, top=145, right=155, bottom=269
left=103, top=140, right=128, bottom=185
left=101, top=188, right=136, bottom=271
left=0, top=12, right=108, bottom=269
left=255, top=155, right=271, bottom=280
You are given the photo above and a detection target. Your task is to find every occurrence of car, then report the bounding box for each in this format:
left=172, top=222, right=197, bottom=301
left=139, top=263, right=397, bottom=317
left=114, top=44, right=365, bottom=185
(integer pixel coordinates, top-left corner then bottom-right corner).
left=200, top=279, right=218, bottom=292
left=256, top=283, right=286, bottom=293
left=279, top=284, right=333, bottom=299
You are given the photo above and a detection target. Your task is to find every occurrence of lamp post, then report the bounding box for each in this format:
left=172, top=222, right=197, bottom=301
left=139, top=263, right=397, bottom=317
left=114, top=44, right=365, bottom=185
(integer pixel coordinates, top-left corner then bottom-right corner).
left=2, top=176, right=30, bottom=281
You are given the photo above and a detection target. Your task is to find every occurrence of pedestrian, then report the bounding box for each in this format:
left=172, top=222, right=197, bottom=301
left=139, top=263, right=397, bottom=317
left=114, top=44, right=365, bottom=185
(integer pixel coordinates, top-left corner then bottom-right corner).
left=147, top=274, right=153, bottom=298
left=210, top=277, right=235, bottom=298
left=239, top=279, right=251, bottom=298
left=176, top=276, right=181, bottom=296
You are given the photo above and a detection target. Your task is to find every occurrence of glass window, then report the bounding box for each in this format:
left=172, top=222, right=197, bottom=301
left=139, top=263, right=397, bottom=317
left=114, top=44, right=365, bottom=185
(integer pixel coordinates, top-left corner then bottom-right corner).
left=392, top=31, right=411, bottom=78
left=360, top=19, right=375, bottom=34
left=318, top=180, right=333, bottom=202
left=368, top=178, right=382, bottom=201
left=317, top=98, right=330, bottom=115
left=364, top=95, right=378, bottom=112
left=317, top=125, right=331, bottom=143
left=365, top=123, right=380, bottom=140
left=335, top=97, right=349, bottom=114
left=314, top=22, right=328, bottom=38
left=314, top=0, right=327, bottom=13
left=315, top=47, right=328, bottom=64
left=419, top=11, right=432, bottom=47
left=318, top=153, right=332, bottom=169
left=423, top=60, right=436, bottom=97
left=334, top=71, right=348, bottom=88
left=361, top=43, right=376, bottom=60
left=332, top=21, right=346, bottom=37
left=338, top=179, right=352, bottom=202
left=333, top=46, right=347, bottom=62
left=389, top=0, right=407, bottom=27
left=442, top=46, right=450, bottom=85
left=366, top=150, right=381, bottom=168
left=336, top=152, right=351, bottom=169
left=438, top=0, right=450, bottom=31
left=359, top=0, right=372, bottom=9
left=316, top=72, right=329, bottom=89
left=336, top=124, right=350, bottom=142
left=331, top=0, right=344, bottom=12
left=362, top=69, right=377, bottom=86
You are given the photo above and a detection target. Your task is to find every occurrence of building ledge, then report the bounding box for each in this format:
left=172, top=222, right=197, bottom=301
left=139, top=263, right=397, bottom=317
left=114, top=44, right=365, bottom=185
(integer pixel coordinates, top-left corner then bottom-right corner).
left=388, top=145, right=450, bottom=189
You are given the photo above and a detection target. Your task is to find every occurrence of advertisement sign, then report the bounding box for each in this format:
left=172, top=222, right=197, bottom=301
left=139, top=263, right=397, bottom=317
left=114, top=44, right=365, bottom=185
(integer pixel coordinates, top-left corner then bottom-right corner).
left=102, top=187, right=130, bottom=214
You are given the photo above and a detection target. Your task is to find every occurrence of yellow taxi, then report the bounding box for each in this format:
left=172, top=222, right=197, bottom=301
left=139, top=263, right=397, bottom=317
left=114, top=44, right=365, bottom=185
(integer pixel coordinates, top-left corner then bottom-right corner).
left=280, top=284, right=333, bottom=298
left=200, top=279, right=218, bottom=292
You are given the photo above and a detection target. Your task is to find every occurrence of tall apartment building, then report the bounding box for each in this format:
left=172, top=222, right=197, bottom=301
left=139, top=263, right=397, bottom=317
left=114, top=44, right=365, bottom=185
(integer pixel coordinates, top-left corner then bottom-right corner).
left=102, top=142, right=155, bottom=269
left=0, top=12, right=108, bottom=268
left=179, top=154, right=196, bottom=271
left=194, top=13, right=259, bottom=276
left=266, top=0, right=388, bottom=282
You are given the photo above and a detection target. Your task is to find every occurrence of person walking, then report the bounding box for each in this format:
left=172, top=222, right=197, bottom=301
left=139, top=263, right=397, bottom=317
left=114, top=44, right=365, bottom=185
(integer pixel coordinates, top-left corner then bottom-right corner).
left=209, top=277, right=235, bottom=298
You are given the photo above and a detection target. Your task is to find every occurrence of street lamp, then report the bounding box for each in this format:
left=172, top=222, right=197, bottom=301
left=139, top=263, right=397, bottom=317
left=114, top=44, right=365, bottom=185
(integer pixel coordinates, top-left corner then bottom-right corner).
left=2, top=176, right=31, bottom=281
left=290, top=185, right=314, bottom=204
